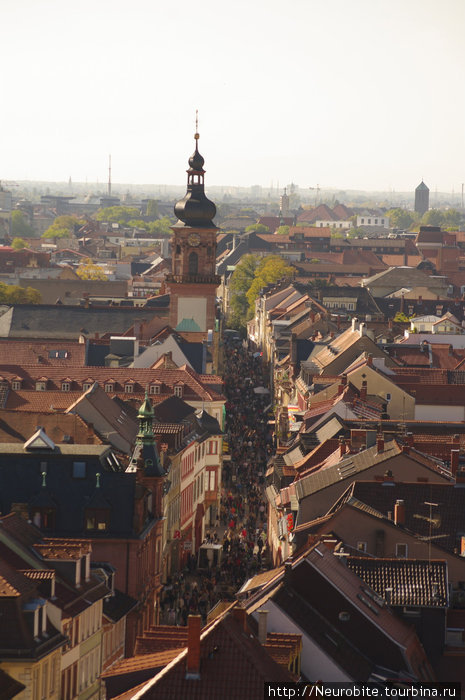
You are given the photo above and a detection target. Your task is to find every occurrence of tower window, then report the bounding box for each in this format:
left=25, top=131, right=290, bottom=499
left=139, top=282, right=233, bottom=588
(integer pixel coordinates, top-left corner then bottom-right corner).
left=188, top=252, right=198, bottom=275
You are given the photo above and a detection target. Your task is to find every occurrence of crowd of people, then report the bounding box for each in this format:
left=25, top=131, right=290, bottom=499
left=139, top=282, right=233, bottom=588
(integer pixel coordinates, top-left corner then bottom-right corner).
left=159, top=338, right=273, bottom=626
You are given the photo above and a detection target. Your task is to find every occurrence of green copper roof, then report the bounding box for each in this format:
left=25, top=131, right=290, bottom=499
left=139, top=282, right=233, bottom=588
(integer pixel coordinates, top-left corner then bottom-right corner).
left=175, top=317, right=202, bottom=332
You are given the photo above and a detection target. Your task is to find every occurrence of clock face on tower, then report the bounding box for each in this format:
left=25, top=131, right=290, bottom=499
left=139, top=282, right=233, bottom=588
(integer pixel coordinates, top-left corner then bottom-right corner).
left=187, top=233, right=201, bottom=247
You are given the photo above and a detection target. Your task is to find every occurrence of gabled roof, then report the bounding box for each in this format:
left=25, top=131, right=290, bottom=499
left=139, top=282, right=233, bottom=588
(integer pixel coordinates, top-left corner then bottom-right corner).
left=346, top=481, right=465, bottom=554
left=293, top=440, right=451, bottom=501
left=244, top=542, right=423, bottom=681
left=120, top=606, right=293, bottom=699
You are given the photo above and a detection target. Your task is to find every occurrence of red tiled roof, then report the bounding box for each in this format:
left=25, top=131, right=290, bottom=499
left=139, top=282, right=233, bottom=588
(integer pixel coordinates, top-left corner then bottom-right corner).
left=0, top=339, right=86, bottom=367
left=1, top=364, right=224, bottom=409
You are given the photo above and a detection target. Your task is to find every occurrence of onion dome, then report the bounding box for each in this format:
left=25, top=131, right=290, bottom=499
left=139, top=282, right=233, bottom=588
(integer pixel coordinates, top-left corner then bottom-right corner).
left=174, top=132, right=216, bottom=228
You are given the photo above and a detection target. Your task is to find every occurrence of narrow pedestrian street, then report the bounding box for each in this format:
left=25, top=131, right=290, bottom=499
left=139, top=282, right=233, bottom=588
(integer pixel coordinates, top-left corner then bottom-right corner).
left=159, top=338, right=273, bottom=626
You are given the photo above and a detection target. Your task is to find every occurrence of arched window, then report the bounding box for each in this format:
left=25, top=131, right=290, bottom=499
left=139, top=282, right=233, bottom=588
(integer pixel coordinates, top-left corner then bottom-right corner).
left=188, top=252, right=198, bottom=275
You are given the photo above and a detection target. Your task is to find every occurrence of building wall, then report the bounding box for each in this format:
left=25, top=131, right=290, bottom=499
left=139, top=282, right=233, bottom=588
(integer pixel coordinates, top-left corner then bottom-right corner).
left=1, top=650, right=61, bottom=700
left=253, top=602, right=351, bottom=682
left=415, top=404, right=465, bottom=421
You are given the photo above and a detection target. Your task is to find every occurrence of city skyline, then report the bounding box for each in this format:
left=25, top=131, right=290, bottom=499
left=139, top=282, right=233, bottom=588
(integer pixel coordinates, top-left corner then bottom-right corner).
left=2, top=0, right=464, bottom=192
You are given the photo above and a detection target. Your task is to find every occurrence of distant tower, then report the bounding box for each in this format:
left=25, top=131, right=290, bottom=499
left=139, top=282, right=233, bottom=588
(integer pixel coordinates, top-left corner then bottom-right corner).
left=280, top=187, right=290, bottom=216
left=166, top=119, right=220, bottom=336
left=415, top=180, right=429, bottom=216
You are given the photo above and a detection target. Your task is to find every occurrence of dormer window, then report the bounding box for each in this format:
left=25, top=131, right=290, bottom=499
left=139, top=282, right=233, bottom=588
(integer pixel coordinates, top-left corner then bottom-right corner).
left=174, top=384, right=183, bottom=398
left=83, top=379, right=94, bottom=391
left=62, top=381, right=71, bottom=392
left=85, top=509, right=110, bottom=531
left=104, top=382, right=114, bottom=393
left=149, top=383, right=161, bottom=395
left=12, top=379, right=22, bottom=390
left=124, top=382, right=134, bottom=394
left=36, top=379, right=47, bottom=391
left=31, top=508, right=56, bottom=530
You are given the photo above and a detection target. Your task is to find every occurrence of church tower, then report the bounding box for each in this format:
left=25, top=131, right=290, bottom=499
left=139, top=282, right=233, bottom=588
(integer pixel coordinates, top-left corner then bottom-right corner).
left=166, top=125, right=220, bottom=337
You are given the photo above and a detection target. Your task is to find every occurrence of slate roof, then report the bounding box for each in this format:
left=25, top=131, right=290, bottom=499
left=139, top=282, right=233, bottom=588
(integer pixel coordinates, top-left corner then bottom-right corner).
left=348, top=481, right=465, bottom=554
left=346, top=558, right=448, bottom=608
left=0, top=304, right=168, bottom=339
left=0, top=443, right=153, bottom=539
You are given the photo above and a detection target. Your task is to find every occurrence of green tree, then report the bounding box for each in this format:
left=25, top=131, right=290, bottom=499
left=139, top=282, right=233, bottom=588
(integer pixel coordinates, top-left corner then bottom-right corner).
left=276, top=225, right=290, bottom=236
left=393, top=311, right=410, bottom=323
left=245, top=223, right=270, bottom=234
left=443, top=209, right=462, bottom=229
left=76, top=259, right=108, bottom=281
left=246, top=255, right=295, bottom=311
left=421, top=209, right=444, bottom=227
left=145, top=199, right=159, bottom=220
left=42, top=215, right=84, bottom=239
left=346, top=227, right=366, bottom=238
left=94, top=206, right=140, bottom=225
left=42, top=224, right=71, bottom=239
left=229, top=254, right=260, bottom=327
left=11, top=210, right=34, bottom=237
left=0, top=282, right=41, bottom=304
left=386, top=208, right=416, bottom=230
left=12, top=237, right=27, bottom=250
left=127, top=219, right=149, bottom=231
left=148, top=217, right=172, bottom=237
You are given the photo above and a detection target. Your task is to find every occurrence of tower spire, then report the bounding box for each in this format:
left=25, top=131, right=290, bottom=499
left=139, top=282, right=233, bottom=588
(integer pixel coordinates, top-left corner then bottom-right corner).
left=195, top=109, right=199, bottom=142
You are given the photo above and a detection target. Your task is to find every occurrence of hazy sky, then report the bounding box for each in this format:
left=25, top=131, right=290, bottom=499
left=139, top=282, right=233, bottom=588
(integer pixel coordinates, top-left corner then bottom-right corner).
left=2, top=0, right=464, bottom=193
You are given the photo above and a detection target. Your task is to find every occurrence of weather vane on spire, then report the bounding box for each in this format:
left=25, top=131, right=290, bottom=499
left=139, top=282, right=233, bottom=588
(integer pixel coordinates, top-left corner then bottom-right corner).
left=195, top=109, right=199, bottom=141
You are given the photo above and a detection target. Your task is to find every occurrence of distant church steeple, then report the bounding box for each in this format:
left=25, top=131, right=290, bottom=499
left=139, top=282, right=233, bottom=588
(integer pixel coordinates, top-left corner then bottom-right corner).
left=415, top=180, right=429, bottom=217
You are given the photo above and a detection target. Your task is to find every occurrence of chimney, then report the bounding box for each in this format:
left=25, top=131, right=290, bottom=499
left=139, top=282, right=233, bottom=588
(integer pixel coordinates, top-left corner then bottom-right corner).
left=232, top=606, right=247, bottom=632
left=377, top=434, right=384, bottom=453
left=284, top=560, right=293, bottom=581
left=453, top=434, right=460, bottom=446
left=258, top=609, right=269, bottom=645
left=351, top=317, right=358, bottom=332
left=406, top=432, right=414, bottom=447
left=359, top=322, right=366, bottom=336
left=402, top=444, right=410, bottom=454
left=186, top=615, right=201, bottom=679
left=341, top=374, right=347, bottom=387
left=360, top=380, right=367, bottom=401
left=367, top=354, right=373, bottom=367
left=394, top=499, right=405, bottom=525
left=339, top=437, right=347, bottom=458
left=451, top=449, right=460, bottom=477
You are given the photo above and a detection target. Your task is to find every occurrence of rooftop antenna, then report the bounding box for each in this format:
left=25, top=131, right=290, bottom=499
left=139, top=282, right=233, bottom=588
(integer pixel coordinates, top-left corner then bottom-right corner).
left=108, top=155, right=112, bottom=197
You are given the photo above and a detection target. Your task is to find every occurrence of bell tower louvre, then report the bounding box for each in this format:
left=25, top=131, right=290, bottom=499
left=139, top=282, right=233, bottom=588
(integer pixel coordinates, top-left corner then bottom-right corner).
left=166, top=122, right=220, bottom=338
